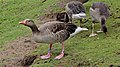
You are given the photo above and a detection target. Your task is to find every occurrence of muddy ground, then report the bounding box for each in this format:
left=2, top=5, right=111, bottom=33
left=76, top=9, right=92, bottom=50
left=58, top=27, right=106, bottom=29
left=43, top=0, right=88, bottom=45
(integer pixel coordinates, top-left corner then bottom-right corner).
left=0, top=36, right=37, bottom=67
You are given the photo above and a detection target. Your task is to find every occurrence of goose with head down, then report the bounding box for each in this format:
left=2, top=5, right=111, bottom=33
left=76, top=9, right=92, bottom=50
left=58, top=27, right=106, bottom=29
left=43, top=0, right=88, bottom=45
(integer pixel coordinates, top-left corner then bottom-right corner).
left=65, top=1, right=86, bottom=27
left=19, top=19, right=83, bottom=59
left=89, top=2, right=110, bottom=37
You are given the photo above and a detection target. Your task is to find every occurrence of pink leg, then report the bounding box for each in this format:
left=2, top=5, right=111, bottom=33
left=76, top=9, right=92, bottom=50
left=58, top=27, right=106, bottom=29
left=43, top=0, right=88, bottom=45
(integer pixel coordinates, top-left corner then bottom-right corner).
left=55, top=42, right=64, bottom=60
left=41, top=44, right=52, bottom=59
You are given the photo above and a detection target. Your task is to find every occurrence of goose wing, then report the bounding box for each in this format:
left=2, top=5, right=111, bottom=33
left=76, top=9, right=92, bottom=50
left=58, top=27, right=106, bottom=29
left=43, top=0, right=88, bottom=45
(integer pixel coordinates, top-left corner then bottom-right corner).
left=38, top=21, right=66, bottom=33
left=66, top=1, right=86, bottom=14
left=38, top=21, right=77, bottom=42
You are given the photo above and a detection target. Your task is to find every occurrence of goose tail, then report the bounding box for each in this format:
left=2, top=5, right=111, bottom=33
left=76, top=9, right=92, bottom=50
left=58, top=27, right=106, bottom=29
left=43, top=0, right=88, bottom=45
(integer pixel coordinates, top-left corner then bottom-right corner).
left=70, top=27, right=88, bottom=37
left=72, top=13, right=86, bottom=19
left=66, top=23, right=77, bottom=34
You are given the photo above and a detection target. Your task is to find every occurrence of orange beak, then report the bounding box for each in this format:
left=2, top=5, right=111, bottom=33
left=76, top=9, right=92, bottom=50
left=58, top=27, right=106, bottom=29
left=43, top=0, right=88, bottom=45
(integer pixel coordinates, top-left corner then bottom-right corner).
left=19, top=20, right=26, bottom=25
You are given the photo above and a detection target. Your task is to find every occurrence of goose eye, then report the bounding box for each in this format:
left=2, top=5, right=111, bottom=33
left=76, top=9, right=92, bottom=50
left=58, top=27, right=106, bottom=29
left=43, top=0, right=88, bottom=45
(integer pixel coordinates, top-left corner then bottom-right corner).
left=27, top=20, right=33, bottom=23
left=28, top=20, right=31, bottom=22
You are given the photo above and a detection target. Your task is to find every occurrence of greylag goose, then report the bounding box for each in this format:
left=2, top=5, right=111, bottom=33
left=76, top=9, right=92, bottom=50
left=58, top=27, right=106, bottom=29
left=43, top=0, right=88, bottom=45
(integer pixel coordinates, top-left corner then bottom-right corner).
left=19, top=19, right=87, bottom=59
left=89, top=2, right=110, bottom=37
left=65, top=1, right=86, bottom=27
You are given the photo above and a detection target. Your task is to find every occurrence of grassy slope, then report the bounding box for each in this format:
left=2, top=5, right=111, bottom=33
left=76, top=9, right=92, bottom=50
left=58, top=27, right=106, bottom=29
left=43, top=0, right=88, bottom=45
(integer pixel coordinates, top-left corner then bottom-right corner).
left=0, top=0, right=120, bottom=67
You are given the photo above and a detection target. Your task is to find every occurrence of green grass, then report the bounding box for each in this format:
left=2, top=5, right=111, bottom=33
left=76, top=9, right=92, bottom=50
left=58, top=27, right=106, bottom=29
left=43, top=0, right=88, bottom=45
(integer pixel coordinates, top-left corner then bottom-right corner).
left=0, top=0, right=120, bottom=67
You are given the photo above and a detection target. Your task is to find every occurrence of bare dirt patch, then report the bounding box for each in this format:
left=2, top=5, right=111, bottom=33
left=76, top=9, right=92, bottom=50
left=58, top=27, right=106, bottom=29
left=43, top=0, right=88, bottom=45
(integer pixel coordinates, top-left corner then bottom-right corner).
left=0, top=36, right=38, bottom=67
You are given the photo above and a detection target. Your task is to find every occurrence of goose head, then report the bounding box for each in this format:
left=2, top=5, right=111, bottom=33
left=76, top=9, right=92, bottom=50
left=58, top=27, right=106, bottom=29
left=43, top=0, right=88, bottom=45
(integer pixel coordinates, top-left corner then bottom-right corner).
left=19, top=19, right=35, bottom=27
left=19, top=19, right=39, bottom=33
left=101, top=17, right=107, bottom=34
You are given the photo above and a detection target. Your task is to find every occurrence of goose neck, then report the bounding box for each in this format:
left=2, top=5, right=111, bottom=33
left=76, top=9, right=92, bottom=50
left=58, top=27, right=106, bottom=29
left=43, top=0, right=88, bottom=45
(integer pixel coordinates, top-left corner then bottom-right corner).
left=29, top=25, right=39, bottom=33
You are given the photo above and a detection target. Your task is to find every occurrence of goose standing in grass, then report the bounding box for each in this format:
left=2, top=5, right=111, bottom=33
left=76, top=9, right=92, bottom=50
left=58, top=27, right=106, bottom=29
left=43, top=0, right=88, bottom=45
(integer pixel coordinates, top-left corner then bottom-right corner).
left=89, top=2, right=110, bottom=37
left=65, top=1, right=86, bottom=27
left=19, top=19, right=87, bottom=59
